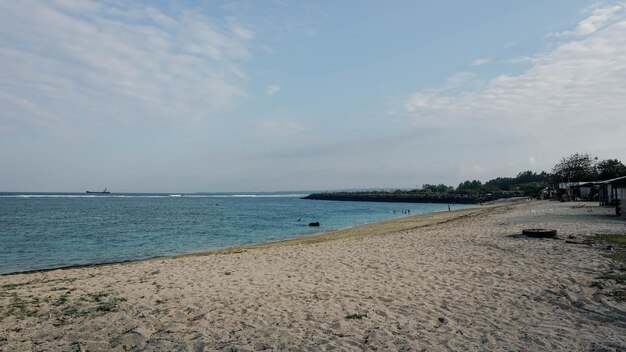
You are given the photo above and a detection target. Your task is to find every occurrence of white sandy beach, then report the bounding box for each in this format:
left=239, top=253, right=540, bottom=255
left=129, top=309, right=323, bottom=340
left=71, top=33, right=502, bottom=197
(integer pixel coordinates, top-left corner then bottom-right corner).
left=1, top=200, right=625, bottom=351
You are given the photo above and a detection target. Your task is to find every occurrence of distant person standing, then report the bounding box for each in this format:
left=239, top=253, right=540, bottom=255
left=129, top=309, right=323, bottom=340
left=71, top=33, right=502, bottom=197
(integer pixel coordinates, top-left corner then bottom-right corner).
left=448, top=204, right=451, bottom=211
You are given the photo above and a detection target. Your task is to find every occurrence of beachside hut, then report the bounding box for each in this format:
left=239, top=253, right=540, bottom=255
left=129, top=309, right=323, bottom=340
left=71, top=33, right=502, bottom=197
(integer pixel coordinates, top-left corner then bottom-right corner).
left=611, top=177, right=626, bottom=218
left=558, top=181, right=595, bottom=201
left=570, top=182, right=596, bottom=200
left=597, top=176, right=626, bottom=206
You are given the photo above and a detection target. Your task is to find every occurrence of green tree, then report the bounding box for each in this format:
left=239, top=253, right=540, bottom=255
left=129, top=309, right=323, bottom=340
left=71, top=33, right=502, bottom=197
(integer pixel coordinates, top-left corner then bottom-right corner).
left=552, top=153, right=598, bottom=182
left=422, top=184, right=453, bottom=193
left=597, top=159, right=626, bottom=180
left=484, top=177, right=514, bottom=191
left=457, top=180, right=482, bottom=191
left=515, top=171, right=551, bottom=184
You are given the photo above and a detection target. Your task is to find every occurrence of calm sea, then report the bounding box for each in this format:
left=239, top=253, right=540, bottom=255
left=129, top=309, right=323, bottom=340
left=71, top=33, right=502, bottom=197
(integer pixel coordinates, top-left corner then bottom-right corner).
left=0, top=192, right=469, bottom=274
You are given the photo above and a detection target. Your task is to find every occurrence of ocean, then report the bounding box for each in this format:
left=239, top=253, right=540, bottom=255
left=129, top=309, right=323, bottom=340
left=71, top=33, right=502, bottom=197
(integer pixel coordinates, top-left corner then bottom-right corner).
left=0, top=192, right=470, bottom=274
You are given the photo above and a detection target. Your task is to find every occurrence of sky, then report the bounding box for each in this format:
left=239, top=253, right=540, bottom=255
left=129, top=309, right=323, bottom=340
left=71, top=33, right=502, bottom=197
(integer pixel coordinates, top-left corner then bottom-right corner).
left=1, top=0, right=625, bottom=192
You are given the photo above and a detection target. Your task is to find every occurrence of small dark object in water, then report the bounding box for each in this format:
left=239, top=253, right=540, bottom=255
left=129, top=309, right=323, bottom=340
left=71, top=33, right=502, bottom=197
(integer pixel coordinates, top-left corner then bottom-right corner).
left=522, top=229, right=557, bottom=238
left=309, top=222, right=320, bottom=227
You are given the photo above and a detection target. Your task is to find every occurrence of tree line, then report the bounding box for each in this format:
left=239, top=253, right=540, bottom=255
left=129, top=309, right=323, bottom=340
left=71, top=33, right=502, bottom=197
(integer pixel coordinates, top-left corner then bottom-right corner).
left=419, top=153, right=626, bottom=197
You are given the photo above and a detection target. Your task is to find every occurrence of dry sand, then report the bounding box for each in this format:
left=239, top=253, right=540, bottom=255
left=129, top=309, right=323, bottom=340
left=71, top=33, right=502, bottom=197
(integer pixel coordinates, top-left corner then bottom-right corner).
left=1, top=200, right=625, bottom=351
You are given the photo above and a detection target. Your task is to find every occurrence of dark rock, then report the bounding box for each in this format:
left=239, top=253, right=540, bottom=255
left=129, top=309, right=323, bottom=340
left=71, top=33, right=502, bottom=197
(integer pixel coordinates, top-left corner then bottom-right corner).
left=438, top=317, right=447, bottom=324
left=69, top=342, right=84, bottom=352
left=109, top=328, right=147, bottom=349
left=309, top=222, right=320, bottom=227
left=254, top=342, right=269, bottom=351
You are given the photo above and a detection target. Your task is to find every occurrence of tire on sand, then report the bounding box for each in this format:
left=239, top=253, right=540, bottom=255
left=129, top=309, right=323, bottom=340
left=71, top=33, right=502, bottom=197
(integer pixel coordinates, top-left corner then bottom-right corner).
left=522, top=228, right=557, bottom=238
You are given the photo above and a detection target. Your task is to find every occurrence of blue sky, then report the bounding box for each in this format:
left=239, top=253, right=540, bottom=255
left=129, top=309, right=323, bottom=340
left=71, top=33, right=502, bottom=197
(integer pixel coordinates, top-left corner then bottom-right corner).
left=1, top=1, right=625, bottom=192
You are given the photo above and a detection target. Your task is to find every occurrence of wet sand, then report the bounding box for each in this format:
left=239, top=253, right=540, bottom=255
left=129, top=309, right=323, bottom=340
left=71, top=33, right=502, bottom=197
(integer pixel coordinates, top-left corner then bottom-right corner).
left=1, top=200, right=625, bottom=351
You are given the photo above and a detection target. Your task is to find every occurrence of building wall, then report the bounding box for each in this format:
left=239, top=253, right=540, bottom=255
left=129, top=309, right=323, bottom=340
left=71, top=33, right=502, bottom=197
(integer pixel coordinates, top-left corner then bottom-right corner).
left=580, top=187, right=591, bottom=199
left=618, top=187, right=626, bottom=218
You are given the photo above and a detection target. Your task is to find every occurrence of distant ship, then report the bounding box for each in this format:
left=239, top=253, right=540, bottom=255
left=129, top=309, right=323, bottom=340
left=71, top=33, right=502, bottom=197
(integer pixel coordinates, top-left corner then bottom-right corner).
left=86, top=188, right=110, bottom=194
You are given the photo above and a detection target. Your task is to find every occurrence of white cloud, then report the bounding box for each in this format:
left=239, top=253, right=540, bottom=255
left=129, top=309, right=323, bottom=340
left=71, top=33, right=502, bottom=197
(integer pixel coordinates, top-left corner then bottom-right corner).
left=507, top=56, right=533, bottom=64
left=443, top=72, right=477, bottom=88
left=265, top=85, right=281, bottom=96
left=0, top=1, right=254, bottom=129
left=471, top=57, right=490, bottom=66
left=397, top=4, right=626, bottom=178
left=553, top=4, right=624, bottom=37
left=255, top=118, right=308, bottom=138
left=405, top=71, right=476, bottom=115
left=402, top=7, right=626, bottom=142
left=457, top=163, right=486, bottom=180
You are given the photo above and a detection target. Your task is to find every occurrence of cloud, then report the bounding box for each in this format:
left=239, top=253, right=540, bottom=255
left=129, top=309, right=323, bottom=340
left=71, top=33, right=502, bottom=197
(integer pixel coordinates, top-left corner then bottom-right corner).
left=443, top=72, right=477, bottom=88
left=507, top=56, right=533, bottom=64
left=0, top=1, right=254, bottom=130
left=405, top=71, right=477, bottom=114
left=401, top=6, right=626, bottom=141
left=265, top=85, right=281, bottom=96
left=457, top=163, right=486, bottom=180
left=552, top=4, right=625, bottom=37
left=471, top=57, right=491, bottom=66
left=255, top=118, right=308, bottom=138
left=397, top=4, right=626, bottom=178
left=255, top=127, right=446, bottom=160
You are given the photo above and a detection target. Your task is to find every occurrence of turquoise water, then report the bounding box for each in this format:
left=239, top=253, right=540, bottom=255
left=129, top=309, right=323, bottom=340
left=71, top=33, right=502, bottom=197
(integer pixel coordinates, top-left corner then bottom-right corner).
left=0, top=192, right=469, bottom=274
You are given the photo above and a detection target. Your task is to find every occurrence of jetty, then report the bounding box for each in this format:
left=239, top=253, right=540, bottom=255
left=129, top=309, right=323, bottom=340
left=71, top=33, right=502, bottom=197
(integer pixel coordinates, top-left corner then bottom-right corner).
left=302, top=190, right=523, bottom=204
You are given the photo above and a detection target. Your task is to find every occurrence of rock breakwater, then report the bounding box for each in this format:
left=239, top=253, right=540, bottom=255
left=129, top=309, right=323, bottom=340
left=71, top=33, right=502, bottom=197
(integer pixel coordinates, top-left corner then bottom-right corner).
left=302, top=191, right=523, bottom=204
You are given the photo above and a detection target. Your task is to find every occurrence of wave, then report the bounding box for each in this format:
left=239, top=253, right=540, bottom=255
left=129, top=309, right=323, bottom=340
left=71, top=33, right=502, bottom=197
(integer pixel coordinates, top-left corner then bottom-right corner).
left=0, top=193, right=309, bottom=199
left=1, top=195, right=171, bottom=198
left=190, top=194, right=308, bottom=198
